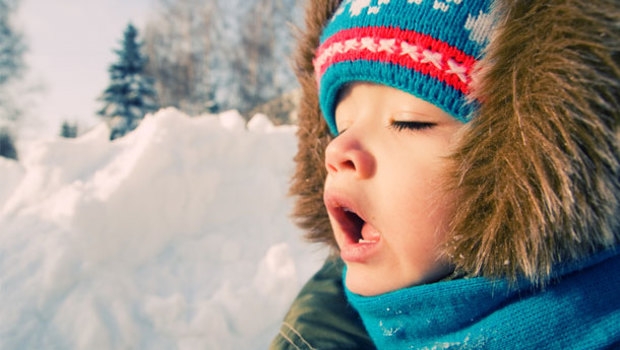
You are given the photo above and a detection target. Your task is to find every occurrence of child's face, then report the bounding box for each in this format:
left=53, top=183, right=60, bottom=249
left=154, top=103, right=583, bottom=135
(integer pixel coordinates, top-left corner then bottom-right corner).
left=323, top=82, right=463, bottom=296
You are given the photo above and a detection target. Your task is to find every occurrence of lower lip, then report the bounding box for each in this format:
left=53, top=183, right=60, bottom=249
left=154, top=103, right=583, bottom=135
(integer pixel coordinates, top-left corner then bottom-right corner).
left=339, top=237, right=380, bottom=263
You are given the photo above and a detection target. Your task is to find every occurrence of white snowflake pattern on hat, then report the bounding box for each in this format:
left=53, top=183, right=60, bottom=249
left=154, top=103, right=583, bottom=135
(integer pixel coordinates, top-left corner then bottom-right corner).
left=350, top=0, right=371, bottom=15
left=342, top=0, right=468, bottom=17
left=330, top=0, right=494, bottom=50
left=465, top=10, right=495, bottom=45
left=347, top=0, right=392, bottom=16
left=432, top=0, right=462, bottom=13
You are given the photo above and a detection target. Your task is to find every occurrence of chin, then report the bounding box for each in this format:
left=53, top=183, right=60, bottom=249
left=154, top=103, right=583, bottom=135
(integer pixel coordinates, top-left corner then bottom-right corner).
left=345, top=263, right=454, bottom=296
left=344, top=265, right=406, bottom=296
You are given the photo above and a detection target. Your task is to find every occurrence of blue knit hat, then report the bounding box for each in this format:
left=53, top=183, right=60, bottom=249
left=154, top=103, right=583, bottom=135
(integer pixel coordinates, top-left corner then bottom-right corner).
left=315, top=0, right=497, bottom=134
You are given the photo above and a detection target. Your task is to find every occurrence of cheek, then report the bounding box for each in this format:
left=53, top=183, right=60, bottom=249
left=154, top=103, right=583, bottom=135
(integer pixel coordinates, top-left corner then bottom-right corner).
left=380, top=146, right=457, bottom=231
left=389, top=168, right=457, bottom=239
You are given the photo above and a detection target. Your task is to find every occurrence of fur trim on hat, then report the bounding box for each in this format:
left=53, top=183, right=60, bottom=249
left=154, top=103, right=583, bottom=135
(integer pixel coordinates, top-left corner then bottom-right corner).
left=290, top=0, right=620, bottom=285
left=289, top=0, right=339, bottom=250
left=446, top=0, right=620, bottom=284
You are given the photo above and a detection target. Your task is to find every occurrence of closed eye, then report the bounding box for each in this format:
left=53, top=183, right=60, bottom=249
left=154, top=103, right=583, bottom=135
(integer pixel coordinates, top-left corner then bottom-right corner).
left=390, top=121, right=436, bottom=132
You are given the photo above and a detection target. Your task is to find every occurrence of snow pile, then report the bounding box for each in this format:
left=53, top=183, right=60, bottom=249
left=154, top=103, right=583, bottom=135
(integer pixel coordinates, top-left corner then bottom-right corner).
left=0, top=108, right=326, bottom=349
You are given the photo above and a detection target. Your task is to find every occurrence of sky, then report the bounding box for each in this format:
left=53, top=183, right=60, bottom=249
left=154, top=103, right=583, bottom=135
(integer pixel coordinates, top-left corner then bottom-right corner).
left=16, top=0, right=156, bottom=137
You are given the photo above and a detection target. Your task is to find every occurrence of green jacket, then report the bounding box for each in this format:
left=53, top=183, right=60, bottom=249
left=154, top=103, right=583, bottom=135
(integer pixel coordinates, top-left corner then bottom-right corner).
left=270, top=258, right=374, bottom=350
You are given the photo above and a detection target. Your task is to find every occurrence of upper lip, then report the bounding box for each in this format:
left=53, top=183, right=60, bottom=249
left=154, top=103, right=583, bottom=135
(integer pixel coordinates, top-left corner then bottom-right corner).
left=324, top=190, right=367, bottom=244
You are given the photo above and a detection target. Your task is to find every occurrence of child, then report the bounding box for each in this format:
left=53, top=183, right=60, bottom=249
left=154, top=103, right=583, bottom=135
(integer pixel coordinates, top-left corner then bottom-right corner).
left=272, top=0, right=620, bottom=349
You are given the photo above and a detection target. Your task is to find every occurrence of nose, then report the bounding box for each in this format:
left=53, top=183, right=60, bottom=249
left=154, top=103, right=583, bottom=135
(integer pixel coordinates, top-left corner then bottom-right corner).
left=325, top=130, right=375, bottom=178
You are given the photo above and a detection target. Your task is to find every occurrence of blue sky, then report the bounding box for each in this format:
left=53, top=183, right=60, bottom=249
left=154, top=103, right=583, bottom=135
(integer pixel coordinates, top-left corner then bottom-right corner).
left=17, top=0, right=155, bottom=136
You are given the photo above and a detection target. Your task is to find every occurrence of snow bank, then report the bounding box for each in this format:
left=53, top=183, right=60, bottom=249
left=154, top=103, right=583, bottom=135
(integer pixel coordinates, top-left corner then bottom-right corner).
left=0, top=108, right=326, bottom=349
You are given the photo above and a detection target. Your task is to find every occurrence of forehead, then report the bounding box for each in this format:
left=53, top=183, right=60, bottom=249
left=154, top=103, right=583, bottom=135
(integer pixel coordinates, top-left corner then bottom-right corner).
left=336, top=82, right=376, bottom=106
left=334, top=82, right=460, bottom=123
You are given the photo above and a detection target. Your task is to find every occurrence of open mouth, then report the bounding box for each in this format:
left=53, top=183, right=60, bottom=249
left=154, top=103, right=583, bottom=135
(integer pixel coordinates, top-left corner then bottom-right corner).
left=324, top=192, right=381, bottom=245
left=342, top=208, right=376, bottom=244
left=324, top=191, right=382, bottom=262
left=342, top=208, right=364, bottom=242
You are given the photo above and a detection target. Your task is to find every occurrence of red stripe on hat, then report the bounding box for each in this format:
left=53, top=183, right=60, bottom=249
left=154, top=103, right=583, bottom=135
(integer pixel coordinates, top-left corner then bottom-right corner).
left=314, top=27, right=476, bottom=94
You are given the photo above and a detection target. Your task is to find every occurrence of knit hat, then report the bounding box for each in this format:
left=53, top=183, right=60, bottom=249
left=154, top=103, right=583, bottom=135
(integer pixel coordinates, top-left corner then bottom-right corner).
left=314, top=0, right=497, bottom=134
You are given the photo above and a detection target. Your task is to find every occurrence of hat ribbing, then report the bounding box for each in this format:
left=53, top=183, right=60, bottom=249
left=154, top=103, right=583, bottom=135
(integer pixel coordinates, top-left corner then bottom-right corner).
left=314, top=0, right=496, bottom=134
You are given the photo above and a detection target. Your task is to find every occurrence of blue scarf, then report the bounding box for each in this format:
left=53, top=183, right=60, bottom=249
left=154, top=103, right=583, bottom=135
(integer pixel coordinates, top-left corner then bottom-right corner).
left=345, top=249, right=620, bottom=349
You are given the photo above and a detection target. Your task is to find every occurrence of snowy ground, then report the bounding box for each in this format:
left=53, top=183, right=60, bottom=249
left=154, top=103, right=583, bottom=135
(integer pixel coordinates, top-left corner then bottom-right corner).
left=0, top=108, right=327, bottom=349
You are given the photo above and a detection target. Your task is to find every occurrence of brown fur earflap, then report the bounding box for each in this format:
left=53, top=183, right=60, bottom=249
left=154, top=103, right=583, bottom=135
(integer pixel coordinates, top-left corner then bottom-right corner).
left=290, top=0, right=620, bottom=284
left=446, top=0, right=620, bottom=284
left=289, top=0, right=341, bottom=251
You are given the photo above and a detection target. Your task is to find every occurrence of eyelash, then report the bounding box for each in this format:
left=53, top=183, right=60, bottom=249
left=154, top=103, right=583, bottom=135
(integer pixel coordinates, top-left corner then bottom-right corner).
left=390, top=121, right=436, bottom=131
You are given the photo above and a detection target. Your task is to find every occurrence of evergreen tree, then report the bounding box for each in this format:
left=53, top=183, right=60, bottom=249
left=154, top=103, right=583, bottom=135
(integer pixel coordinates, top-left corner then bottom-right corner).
left=98, top=23, right=158, bottom=140
left=60, top=121, right=78, bottom=138
left=0, top=0, right=25, bottom=88
left=0, top=127, right=17, bottom=160
left=0, top=0, right=26, bottom=159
